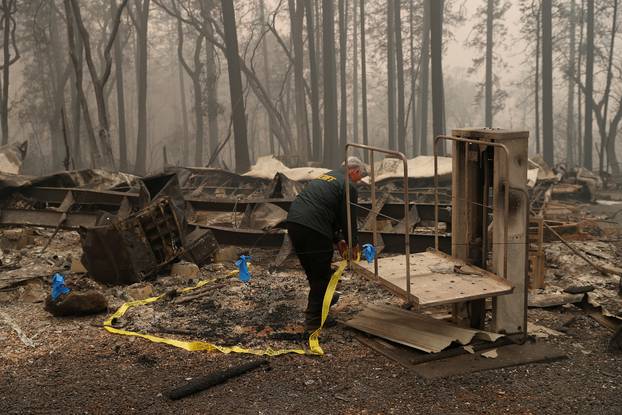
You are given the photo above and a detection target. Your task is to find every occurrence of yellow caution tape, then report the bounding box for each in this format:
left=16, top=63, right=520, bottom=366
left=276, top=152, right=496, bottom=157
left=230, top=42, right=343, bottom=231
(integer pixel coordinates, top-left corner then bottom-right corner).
left=227, top=262, right=252, bottom=277
left=308, top=259, right=348, bottom=355
left=103, top=259, right=350, bottom=356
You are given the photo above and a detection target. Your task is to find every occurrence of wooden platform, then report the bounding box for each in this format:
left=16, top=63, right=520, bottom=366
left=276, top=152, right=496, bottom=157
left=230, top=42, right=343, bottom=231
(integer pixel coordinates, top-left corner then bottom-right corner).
left=353, top=251, right=513, bottom=307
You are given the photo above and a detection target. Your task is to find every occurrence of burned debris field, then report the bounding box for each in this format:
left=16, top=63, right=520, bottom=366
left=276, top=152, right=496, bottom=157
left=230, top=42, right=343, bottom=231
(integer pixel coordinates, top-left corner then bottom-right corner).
left=0, top=149, right=621, bottom=414
left=1, top=0, right=622, bottom=412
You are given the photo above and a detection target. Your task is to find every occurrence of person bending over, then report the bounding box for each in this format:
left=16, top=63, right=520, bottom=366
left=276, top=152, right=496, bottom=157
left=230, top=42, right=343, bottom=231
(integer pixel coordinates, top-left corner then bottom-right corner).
left=286, top=156, right=366, bottom=331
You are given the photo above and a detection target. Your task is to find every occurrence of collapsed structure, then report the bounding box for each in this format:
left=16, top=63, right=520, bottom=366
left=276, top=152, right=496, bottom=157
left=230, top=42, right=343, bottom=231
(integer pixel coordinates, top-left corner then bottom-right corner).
left=0, top=129, right=621, bottom=379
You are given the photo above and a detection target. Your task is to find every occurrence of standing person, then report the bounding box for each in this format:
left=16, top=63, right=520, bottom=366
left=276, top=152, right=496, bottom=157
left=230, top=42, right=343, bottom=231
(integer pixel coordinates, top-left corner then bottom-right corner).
left=286, top=156, right=367, bottom=331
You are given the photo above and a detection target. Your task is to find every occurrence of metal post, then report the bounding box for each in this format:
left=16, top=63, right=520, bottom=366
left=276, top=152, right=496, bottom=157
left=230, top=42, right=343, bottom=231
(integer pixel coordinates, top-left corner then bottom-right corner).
left=434, top=142, right=439, bottom=251
left=345, top=143, right=411, bottom=299
left=402, top=156, right=411, bottom=299
left=482, top=148, right=490, bottom=265
left=344, top=153, right=353, bottom=270
left=370, top=152, right=378, bottom=278
left=464, top=142, right=470, bottom=256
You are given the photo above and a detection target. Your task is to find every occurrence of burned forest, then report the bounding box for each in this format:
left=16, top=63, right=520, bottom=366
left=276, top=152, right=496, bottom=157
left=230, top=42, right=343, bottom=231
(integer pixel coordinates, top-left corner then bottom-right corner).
left=1, top=1, right=622, bottom=413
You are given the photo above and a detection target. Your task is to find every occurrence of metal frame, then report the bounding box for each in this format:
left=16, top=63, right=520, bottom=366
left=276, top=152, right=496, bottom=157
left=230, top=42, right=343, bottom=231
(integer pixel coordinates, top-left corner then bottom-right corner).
left=433, top=135, right=511, bottom=280
left=345, top=143, right=411, bottom=299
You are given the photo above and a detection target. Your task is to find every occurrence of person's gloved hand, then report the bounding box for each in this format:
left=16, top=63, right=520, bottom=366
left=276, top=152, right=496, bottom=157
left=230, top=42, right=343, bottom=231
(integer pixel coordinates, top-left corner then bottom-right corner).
left=337, top=240, right=348, bottom=259
left=351, top=244, right=361, bottom=260
left=337, top=240, right=361, bottom=260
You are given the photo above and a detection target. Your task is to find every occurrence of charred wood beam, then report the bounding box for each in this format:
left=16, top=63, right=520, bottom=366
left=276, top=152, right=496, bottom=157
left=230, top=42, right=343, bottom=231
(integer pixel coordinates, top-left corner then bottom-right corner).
left=166, top=360, right=269, bottom=400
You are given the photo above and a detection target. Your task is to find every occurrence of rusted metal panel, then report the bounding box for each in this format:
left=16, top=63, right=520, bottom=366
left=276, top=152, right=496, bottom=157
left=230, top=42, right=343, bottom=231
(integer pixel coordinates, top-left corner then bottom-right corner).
left=80, top=197, right=217, bottom=285
left=18, top=186, right=139, bottom=208
left=201, top=224, right=286, bottom=248
left=187, top=198, right=451, bottom=223
left=0, top=209, right=106, bottom=229
left=14, top=186, right=452, bottom=223
left=182, top=227, right=220, bottom=265
left=201, top=223, right=451, bottom=254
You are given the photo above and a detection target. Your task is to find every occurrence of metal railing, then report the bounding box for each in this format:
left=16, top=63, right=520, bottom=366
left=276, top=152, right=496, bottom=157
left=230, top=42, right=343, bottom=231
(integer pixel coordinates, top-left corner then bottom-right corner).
left=344, top=143, right=412, bottom=299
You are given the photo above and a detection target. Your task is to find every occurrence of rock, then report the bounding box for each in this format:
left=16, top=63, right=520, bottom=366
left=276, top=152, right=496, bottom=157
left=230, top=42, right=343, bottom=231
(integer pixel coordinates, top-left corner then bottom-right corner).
left=463, top=345, right=475, bottom=354
left=70, top=258, right=87, bottom=273
left=528, top=292, right=585, bottom=308
left=20, top=281, right=46, bottom=303
left=563, top=285, right=595, bottom=294
left=44, top=290, right=108, bottom=317
left=0, top=290, right=18, bottom=303
left=528, top=322, right=565, bottom=338
left=215, top=246, right=240, bottom=263
left=126, top=283, right=155, bottom=300
left=170, top=261, right=200, bottom=280
left=0, top=229, right=36, bottom=251
left=481, top=349, right=498, bottom=359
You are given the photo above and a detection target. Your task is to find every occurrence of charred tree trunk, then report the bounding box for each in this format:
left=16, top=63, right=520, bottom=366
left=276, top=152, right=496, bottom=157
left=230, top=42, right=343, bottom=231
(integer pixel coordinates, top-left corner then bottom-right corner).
left=600, top=0, right=618, bottom=174
left=387, top=0, right=396, bottom=150
left=289, top=0, right=309, bottom=162
left=199, top=2, right=220, bottom=163
left=409, top=0, right=417, bottom=156
left=395, top=0, right=406, bottom=154
left=0, top=0, right=18, bottom=146
left=322, top=0, right=338, bottom=167
left=221, top=0, right=250, bottom=173
left=64, top=0, right=102, bottom=167
left=70, top=25, right=82, bottom=167
left=542, top=0, right=554, bottom=165
left=260, top=0, right=275, bottom=155
left=206, top=54, right=219, bottom=161
left=173, top=2, right=205, bottom=167
left=360, top=0, right=369, bottom=162
left=566, top=0, right=576, bottom=168
left=176, top=12, right=205, bottom=168
left=177, top=40, right=190, bottom=166
left=418, top=0, right=430, bottom=154
left=430, top=0, right=445, bottom=153
left=535, top=1, right=541, bottom=154
left=583, top=0, right=593, bottom=169
left=132, top=0, right=150, bottom=175
left=70, top=0, right=128, bottom=168
left=191, top=36, right=204, bottom=167
left=352, top=0, right=358, bottom=145
left=485, top=0, right=493, bottom=127
left=112, top=0, right=128, bottom=171
left=577, top=0, right=584, bottom=164
left=194, top=23, right=292, bottom=156
left=48, top=5, right=67, bottom=169
left=305, top=0, right=321, bottom=160
left=338, top=0, right=347, bottom=157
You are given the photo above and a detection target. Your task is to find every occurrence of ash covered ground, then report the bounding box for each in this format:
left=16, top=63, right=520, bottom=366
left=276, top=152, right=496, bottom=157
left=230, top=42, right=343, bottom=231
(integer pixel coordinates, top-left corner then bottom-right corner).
left=0, top=229, right=621, bottom=414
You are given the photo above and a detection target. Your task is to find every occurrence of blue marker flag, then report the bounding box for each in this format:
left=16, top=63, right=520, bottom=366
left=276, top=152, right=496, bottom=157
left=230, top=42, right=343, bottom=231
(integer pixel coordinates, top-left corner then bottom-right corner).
left=362, top=244, right=376, bottom=263
left=235, top=255, right=252, bottom=282
left=51, top=273, right=71, bottom=301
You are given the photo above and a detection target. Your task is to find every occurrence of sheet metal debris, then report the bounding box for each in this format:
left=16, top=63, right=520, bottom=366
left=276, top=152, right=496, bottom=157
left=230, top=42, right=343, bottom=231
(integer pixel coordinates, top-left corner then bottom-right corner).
left=343, top=304, right=504, bottom=353
left=79, top=175, right=218, bottom=285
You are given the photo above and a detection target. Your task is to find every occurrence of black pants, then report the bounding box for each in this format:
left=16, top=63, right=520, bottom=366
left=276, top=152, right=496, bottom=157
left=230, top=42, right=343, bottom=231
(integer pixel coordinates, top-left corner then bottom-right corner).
left=286, top=222, right=334, bottom=317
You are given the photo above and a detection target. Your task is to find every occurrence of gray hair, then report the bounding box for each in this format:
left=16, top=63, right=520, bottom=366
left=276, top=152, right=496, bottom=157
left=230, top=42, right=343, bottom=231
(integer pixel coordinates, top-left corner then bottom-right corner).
left=344, top=156, right=368, bottom=176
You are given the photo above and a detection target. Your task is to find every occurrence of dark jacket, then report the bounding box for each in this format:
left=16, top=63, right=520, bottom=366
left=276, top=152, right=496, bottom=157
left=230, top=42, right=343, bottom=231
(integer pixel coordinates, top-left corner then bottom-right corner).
left=287, top=167, right=358, bottom=244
